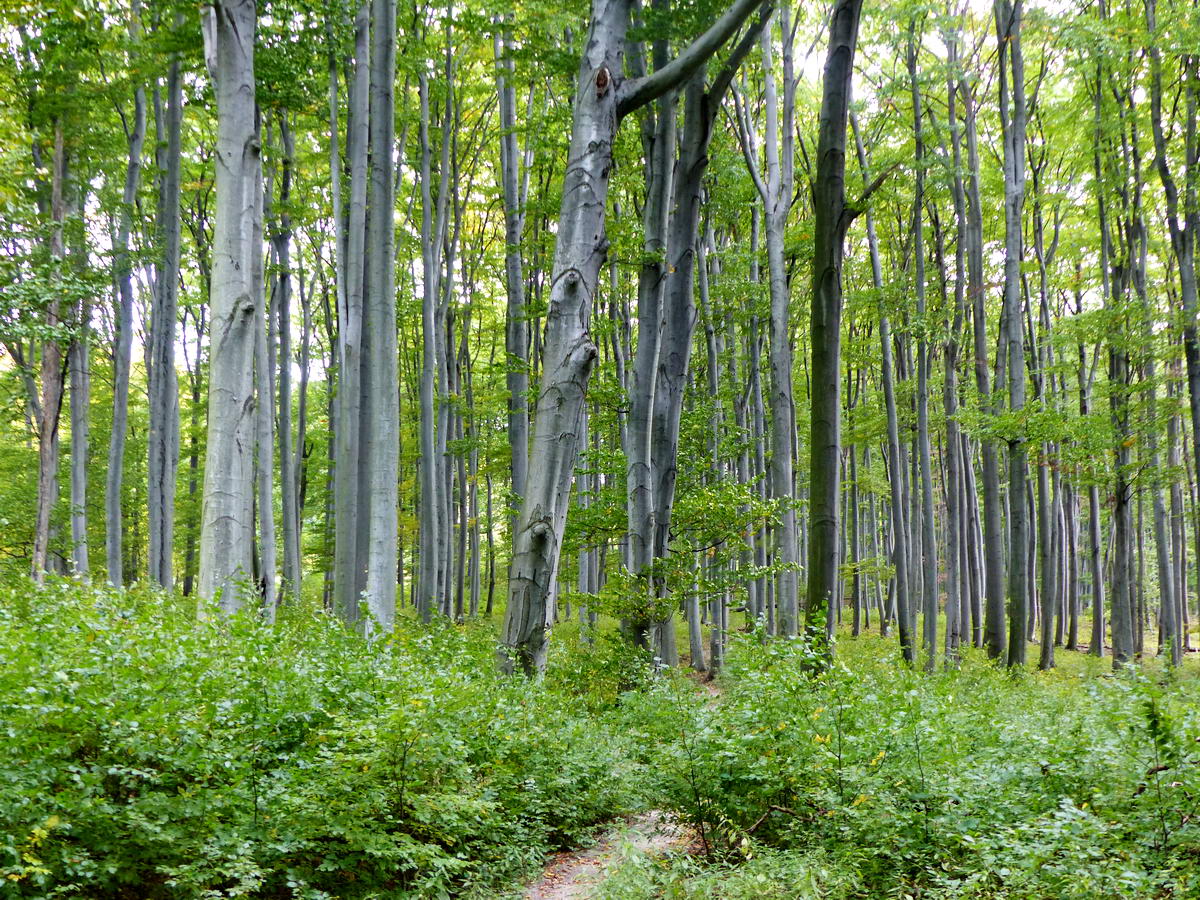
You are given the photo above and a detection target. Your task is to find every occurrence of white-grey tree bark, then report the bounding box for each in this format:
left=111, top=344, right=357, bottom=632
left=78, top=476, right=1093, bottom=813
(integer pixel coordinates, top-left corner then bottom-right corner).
left=272, top=114, right=302, bottom=605
left=499, top=0, right=766, bottom=674
left=493, top=22, right=529, bottom=513
left=148, top=37, right=183, bottom=590
left=995, top=0, right=1029, bottom=666
left=198, top=0, right=260, bottom=612
left=106, top=10, right=146, bottom=585
left=362, top=0, right=397, bottom=632
left=333, top=0, right=370, bottom=623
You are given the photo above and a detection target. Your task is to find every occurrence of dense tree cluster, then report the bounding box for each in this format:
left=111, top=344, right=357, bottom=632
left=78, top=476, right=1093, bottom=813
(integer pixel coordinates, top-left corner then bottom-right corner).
left=2, top=0, right=1199, bottom=676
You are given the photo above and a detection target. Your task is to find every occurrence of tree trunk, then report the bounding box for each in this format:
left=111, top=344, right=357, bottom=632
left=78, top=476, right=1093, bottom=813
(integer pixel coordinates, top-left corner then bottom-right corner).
left=362, top=0, right=398, bottom=632
left=106, top=22, right=146, bottom=585
left=148, top=40, right=182, bottom=590
left=198, top=0, right=260, bottom=612
left=333, top=1, right=370, bottom=623
left=273, top=114, right=303, bottom=605
left=996, top=0, right=1029, bottom=667
left=906, top=25, right=937, bottom=669
left=494, top=22, right=529, bottom=513
left=32, top=126, right=67, bottom=583
left=805, top=0, right=864, bottom=649
left=499, top=0, right=764, bottom=674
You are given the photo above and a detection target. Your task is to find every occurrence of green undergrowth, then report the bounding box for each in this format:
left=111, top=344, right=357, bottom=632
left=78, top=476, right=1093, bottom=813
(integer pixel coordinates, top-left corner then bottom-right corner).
left=0, top=580, right=664, bottom=899
left=7, top=579, right=1200, bottom=900
left=609, top=634, right=1200, bottom=899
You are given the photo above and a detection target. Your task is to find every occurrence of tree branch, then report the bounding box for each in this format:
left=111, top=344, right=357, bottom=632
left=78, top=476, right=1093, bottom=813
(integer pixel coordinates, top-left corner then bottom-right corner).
left=843, top=160, right=900, bottom=229
left=709, top=2, right=775, bottom=110
left=617, top=0, right=768, bottom=118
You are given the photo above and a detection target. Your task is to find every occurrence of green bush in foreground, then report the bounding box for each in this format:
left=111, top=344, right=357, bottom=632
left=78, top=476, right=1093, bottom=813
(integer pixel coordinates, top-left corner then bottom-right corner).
left=647, top=635, right=1200, bottom=899
left=0, top=581, right=646, bottom=899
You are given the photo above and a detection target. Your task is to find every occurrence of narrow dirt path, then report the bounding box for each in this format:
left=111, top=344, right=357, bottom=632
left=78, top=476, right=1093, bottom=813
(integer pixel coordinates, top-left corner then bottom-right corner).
left=524, top=810, right=691, bottom=900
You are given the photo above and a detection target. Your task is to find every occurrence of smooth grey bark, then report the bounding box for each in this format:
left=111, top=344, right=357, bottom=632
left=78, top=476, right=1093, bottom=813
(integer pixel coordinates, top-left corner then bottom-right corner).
left=1168, top=378, right=1188, bottom=655
left=362, top=0, right=397, bottom=632
left=957, top=58, right=1006, bottom=658
left=106, top=21, right=146, bottom=586
left=253, top=180, right=276, bottom=618
left=1096, top=37, right=1139, bottom=666
left=852, top=111, right=911, bottom=662
left=32, top=126, right=66, bottom=583
left=761, top=7, right=800, bottom=636
left=296, top=255, right=311, bottom=562
left=648, top=16, right=767, bottom=663
left=499, top=0, right=765, bottom=674
left=181, top=308, right=205, bottom=596
left=68, top=291, right=89, bottom=578
left=996, top=0, right=1029, bottom=667
left=198, top=0, right=260, bottom=612
left=805, top=0, right=864, bottom=648
left=698, top=229, right=728, bottom=669
left=148, top=41, right=182, bottom=590
left=273, top=115, right=302, bottom=605
left=1147, top=369, right=1180, bottom=665
left=1029, top=138, right=1059, bottom=670
left=906, top=26, right=937, bottom=670
left=1147, top=0, right=1200, bottom=614
left=493, top=22, right=529, bottom=511
left=942, top=33, right=968, bottom=659
left=417, top=60, right=454, bottom=620
left=416, top=71, right=439, bottom=621
left=333, top=1, right=370, bottom=623
left=625, top=26, right=675, bottom=655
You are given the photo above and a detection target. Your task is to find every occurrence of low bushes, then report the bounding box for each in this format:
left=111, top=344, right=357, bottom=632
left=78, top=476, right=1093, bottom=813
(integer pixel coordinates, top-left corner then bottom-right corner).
left=0, top=581, right=644, bottom=899
left=651, top=635, right=1200, bottom=899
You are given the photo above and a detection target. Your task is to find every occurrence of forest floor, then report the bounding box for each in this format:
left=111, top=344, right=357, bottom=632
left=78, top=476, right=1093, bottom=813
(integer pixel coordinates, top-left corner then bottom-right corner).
left=6, top=585, right=1200, bottom=899
left=524, top=674, right=720, bottom=899
left=524, top=811, right=693, bottom=899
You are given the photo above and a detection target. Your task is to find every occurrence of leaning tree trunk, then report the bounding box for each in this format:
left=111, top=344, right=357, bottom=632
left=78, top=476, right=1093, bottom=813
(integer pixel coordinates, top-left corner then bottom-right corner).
left=805, top=0, right=864, bottom=646
left=499, top=0, right=765, bottom=674
left=198, top=0, right=260, bottom=613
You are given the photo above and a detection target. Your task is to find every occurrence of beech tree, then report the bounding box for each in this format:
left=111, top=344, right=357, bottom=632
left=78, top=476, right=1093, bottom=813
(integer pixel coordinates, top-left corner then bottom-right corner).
left=198, top=0, right=260, bottom=613
left=498, top=0, right=766, bottom=675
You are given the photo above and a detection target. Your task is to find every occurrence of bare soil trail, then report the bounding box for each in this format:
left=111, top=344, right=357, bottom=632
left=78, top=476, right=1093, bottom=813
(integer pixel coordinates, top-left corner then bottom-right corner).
left=524, top=676, right=724, bottom=898
left=523, top=810, right=691, bottom=899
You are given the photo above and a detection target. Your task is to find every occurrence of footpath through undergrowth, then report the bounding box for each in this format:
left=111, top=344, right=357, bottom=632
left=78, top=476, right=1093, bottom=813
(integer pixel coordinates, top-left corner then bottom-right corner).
left=4, top=581, right=1200, bottom=899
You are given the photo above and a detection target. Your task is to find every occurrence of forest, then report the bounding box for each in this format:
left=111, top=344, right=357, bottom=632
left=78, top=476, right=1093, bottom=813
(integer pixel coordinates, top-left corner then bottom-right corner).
left=3, top=0, right=1200, bottom=896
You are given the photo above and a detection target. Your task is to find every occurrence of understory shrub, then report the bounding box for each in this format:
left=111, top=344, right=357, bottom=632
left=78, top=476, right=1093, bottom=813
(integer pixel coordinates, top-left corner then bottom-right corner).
left=655, top=634, right=1200, bottom=899
left=0, top=580, right=640, bottom=899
